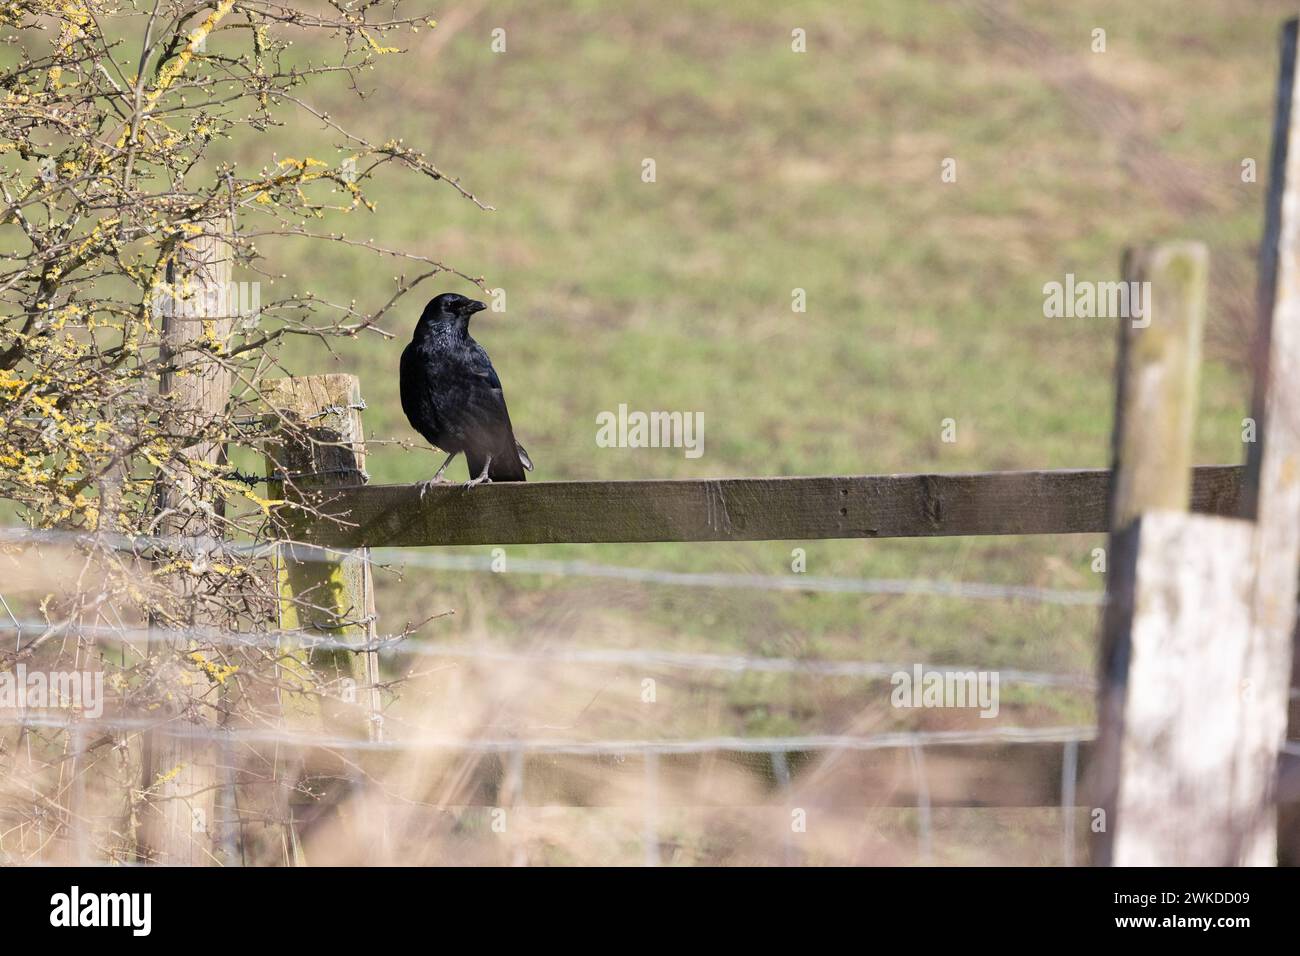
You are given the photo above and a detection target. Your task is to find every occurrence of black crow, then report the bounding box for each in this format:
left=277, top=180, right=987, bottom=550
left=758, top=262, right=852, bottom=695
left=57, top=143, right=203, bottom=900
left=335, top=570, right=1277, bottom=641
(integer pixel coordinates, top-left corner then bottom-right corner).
left=400, top=292, right=532, bottom=491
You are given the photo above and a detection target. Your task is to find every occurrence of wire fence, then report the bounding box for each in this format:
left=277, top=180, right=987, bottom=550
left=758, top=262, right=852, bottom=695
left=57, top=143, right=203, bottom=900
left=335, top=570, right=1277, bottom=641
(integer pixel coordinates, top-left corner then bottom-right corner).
left=4, top=710, right=1096, bottom=865
left=0, top=524, right=1231, bottom=866
left=0, top=524, right=1107, bottom=606
left=370, top=550, right=1108, bottom=607
left=0, top=618, right=1097, bottom=689
left=2, top=711, right=1097, bottom=754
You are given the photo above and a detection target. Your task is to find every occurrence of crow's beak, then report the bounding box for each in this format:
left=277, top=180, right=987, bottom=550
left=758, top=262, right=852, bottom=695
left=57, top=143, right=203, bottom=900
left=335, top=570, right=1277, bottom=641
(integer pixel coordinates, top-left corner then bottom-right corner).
left=466, top=300, right=487, bottom=314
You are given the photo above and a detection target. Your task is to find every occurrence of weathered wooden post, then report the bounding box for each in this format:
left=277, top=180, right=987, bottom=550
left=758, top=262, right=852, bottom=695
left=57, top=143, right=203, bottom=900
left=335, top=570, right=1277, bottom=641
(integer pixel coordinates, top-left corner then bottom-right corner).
left=139, top=214, right=235, bottom=865
left=263, top=374, right=381, bottom=740
left=1094, top=18, right=1300, bottom=866
left=1234, top=16, right=1300, bottom=866
left=1090, top=240, right=1228, bottom=864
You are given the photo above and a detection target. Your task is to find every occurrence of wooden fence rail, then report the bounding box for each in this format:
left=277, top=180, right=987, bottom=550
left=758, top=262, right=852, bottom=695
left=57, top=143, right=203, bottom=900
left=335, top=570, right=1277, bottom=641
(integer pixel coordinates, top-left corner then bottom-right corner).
left=280, top=464, right=1243, bottom=548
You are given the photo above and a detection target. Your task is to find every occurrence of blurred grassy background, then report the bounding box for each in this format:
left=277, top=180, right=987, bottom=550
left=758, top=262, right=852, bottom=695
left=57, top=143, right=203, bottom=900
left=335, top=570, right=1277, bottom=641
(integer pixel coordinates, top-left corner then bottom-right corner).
left=268, top=0, right=1270, bottom=484
left=240, top=0, right=1283, bottom=738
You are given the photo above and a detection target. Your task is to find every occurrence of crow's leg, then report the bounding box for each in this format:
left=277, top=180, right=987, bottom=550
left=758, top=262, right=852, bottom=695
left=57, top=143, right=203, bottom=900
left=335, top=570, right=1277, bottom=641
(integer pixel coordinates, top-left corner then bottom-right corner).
left=463, top=455, right=493, bottom=488
left=430, top=450, right=457, bottom=482
left=419, top=451, right=458, bottom=499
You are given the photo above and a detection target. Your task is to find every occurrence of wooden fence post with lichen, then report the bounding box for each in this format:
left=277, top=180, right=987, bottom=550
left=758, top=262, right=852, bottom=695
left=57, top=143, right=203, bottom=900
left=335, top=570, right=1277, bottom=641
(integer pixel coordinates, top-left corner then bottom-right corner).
left=137, top=213, right=234, bottom=866
left=263, top=374, right=381, bottom=741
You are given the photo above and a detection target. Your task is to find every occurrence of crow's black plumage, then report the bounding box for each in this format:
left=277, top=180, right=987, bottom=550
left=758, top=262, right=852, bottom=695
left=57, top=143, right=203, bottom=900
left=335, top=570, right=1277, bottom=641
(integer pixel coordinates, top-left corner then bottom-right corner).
left=400, top=293, right=532, bottom=489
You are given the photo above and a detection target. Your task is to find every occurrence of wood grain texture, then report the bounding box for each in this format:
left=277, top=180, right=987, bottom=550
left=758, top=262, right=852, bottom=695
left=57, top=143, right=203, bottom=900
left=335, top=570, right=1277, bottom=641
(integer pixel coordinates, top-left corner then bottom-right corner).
left=1093, top=241, right=1211, bottom=866
left=140, top=214, right=234, bottom=867
left=1113, top=511, right=1256, bottom=866
left=278, top=464, right=1243, bottom=548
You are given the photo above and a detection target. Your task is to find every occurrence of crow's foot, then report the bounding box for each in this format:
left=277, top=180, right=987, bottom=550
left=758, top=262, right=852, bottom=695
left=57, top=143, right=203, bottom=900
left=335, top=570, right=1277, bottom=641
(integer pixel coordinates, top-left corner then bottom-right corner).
left=463, top=455, right=493, bottom=489
left=418, top=475, right=453, bottom=499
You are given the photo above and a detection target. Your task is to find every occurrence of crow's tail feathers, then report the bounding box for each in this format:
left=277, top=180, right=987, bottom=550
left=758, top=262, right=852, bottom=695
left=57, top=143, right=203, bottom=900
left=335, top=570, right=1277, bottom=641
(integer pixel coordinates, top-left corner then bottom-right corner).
left=516, top=441, right=533, bottom=472
left=467, top=446, right=528, bottom=483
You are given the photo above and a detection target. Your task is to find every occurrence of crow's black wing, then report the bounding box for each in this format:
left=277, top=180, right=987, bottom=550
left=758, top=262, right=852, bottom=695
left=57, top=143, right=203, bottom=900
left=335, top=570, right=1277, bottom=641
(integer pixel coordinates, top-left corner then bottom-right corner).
left=460, top=341, right=528, bottom=482
left=399, top=341, right=443, bottom=448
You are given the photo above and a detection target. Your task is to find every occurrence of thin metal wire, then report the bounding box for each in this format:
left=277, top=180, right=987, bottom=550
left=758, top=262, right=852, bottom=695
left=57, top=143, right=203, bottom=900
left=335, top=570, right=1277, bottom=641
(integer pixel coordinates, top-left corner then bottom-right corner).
left=402, top=645, right=1097, bottom=689
left=0, top=618, right=1096, bottom=690
left=0, top=713, right=1097, bottom=754
left=0, top=525, right=1106, bottom=607
left=372, top=551, right=1107, bottom=607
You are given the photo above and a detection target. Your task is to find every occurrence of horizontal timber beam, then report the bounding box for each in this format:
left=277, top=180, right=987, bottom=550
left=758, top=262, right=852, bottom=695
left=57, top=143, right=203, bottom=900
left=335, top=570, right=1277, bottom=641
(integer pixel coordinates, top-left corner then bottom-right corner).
left=280, top=464, right=1243, bottom=549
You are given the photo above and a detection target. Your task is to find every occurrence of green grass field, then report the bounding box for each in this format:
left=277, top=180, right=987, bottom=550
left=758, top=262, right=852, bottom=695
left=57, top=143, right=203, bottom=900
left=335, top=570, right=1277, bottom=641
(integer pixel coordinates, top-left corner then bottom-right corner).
left=238, top=0, right=1284, bottom=747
